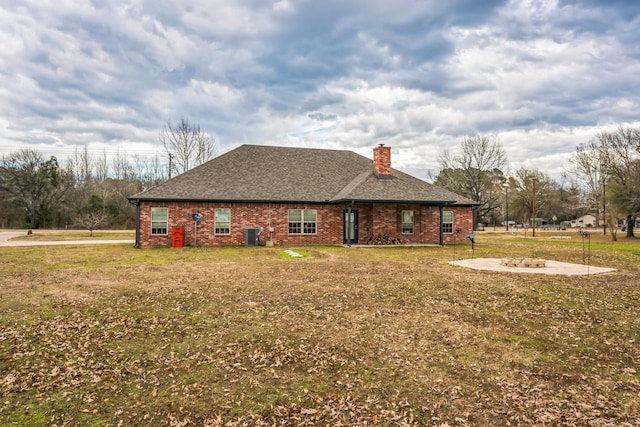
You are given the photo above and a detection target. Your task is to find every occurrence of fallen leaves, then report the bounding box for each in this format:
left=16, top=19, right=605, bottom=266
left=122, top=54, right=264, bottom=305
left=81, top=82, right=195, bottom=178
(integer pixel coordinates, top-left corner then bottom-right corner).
left=1, top=244, right=639, bottom=425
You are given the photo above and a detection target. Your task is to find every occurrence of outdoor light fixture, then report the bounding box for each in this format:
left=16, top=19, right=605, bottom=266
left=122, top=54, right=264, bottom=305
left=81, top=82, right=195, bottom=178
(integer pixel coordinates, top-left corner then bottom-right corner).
left=465, top=232, right=475, bottom=258
left=192, top=212, right=203, bottom=246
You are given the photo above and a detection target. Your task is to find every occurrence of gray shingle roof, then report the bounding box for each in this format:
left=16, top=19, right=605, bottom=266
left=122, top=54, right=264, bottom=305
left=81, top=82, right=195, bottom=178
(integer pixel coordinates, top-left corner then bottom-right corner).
left=129, top=145, right=477, bottom=205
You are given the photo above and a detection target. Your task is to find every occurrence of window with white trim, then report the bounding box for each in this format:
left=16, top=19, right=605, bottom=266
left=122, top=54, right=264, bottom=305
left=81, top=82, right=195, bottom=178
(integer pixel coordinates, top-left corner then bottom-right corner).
left=215, top=208, right=230, bottom=235
left=288, top=209, right=317, bottom=234
left=442, top=210, right=453, bottom=234
left=401, top=210, right=414, bottom=234
left=151, top=207, right=168, bottom=235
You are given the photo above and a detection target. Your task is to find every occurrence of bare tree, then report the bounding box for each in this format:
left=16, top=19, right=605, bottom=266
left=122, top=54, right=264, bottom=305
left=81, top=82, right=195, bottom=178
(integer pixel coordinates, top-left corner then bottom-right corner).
left=132, top=153, right=167, bottom=191
left=95, top=149, right=109, bottom=183
left=565, top=141, right=604, bottom=230
left=0, top=149, right=74, bottom=228
left=68, top=146, right=93, bottom=185
left=434, top=135, right=507, bottom=223
left=112, top=149, right=134, bottom=181
left=510, top=168, right=558, bottom=228
left=594, top=127, right=640, bottom=237
left=2, top=147, right=168, bottom=229
left=160, top=118, right=215, bottom=177
left=74, top=194, right=112, bottom=236
left=607, top=202, right=621, bottom=241
left=148, top=154, right=167, bottom=186
left=76, top=209, right=110, bottom=236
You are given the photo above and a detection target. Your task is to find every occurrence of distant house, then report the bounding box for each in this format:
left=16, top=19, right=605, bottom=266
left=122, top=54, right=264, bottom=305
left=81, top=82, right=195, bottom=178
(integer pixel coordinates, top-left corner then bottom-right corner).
left=128, top=144, right=478, bottom=247
left=570, top=214, right=597, bottom=228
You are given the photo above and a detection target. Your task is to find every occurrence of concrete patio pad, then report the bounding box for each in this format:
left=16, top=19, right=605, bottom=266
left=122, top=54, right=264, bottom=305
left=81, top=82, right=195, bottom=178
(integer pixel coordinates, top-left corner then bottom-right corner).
left=450, top=258, right=616, bottom=276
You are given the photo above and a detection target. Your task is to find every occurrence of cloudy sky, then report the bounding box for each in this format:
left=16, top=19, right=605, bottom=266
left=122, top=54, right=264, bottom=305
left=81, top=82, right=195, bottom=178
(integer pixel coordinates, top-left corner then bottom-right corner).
left=1, top=0, right=639, bottom=181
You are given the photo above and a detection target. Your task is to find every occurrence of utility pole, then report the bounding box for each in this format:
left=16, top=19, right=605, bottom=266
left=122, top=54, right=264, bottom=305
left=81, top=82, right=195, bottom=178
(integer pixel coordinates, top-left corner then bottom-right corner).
left=602, top=177, right=606, bottom=235
left=503, top=183, right=509, bottom=231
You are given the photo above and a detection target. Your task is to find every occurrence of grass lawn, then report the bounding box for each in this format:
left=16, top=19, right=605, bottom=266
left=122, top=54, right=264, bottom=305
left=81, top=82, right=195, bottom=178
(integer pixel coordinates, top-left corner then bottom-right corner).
left=1, top=232, right=639, bottom=426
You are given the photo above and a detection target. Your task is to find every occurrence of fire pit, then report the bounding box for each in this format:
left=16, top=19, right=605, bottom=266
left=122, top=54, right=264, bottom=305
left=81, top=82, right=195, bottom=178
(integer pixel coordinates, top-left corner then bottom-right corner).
left=501, top=258, right=546, bottom=268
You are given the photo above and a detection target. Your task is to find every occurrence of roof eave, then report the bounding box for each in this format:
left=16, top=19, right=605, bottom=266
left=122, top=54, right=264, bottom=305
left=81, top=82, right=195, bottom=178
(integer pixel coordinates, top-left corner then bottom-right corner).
left=129, top=196, right=470, bottom=205
left=129, top=197, right=336, bottom=204
left=330, top=198, right=459, bottom=205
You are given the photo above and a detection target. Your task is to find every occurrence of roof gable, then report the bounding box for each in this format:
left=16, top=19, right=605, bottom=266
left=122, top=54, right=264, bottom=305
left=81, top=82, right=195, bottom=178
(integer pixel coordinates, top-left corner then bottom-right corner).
left=130, top=145, right=477, bottom=205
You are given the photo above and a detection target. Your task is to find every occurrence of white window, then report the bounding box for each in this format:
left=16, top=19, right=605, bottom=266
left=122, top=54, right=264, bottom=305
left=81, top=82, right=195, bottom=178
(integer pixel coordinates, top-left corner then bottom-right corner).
left=151, top=207, right=168, bottom=235
left=401, top=210, right=414, bottom=234
left=442, top=211, right=453, bottom=234
left=288, top=209, right=317, bottom=234
left=215, top=208, right=230, bottom=235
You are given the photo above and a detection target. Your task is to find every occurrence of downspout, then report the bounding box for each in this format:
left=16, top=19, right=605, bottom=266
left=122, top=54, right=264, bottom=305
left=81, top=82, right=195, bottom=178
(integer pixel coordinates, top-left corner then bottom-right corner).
left=266, top=203, right=274, bottom=246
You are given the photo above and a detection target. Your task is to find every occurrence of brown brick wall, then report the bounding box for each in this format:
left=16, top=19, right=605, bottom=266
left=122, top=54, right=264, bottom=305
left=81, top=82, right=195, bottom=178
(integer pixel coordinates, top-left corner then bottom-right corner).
left=363, top=204, right=474, bottom=244
left=441, top=206, right=475, bottom=244
left=137, top=201, right=474, bottom=247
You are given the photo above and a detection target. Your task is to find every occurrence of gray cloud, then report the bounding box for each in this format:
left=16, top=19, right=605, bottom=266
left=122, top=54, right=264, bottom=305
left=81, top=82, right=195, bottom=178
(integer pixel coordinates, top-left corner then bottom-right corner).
left=1, top=0, right=639, bottom=182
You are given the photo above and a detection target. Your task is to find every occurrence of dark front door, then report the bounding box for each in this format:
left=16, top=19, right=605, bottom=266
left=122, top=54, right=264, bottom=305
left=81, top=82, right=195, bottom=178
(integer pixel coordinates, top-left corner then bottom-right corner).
left=343, top=210, right=359, bottom=244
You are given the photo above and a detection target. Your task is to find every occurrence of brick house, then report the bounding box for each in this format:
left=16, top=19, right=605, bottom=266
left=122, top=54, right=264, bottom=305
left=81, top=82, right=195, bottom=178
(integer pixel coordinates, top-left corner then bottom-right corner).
left=128, top=144, right=477, bottom=247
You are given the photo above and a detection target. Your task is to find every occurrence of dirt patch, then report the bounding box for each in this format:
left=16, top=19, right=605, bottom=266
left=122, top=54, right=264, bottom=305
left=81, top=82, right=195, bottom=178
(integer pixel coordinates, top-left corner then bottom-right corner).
left=451, top=257, right=617, bottom=275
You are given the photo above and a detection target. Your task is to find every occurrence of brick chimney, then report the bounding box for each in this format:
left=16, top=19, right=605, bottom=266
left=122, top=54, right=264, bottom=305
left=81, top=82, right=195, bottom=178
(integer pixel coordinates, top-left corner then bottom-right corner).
left=373, top=144, right=391, bottom=176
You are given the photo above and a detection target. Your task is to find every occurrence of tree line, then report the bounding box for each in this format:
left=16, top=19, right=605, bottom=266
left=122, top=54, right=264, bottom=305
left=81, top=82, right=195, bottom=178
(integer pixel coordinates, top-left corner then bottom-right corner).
left=0, top=118, right=215, bottom=232
left=1, top=121, right=637, bottom=238
left=432, top=127, right=640, bottom=239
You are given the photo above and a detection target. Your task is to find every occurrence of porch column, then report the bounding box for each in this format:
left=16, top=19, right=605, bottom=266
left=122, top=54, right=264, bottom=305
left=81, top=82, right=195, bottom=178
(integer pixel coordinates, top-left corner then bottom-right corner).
left=128, top=199, right=140, bottom=248
left=347, top=202, right=353, bottom=247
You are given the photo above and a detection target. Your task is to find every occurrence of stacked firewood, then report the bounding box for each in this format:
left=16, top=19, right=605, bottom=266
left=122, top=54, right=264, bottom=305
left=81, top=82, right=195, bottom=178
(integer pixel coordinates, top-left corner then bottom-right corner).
left=366, top=234, right=403, bottom=245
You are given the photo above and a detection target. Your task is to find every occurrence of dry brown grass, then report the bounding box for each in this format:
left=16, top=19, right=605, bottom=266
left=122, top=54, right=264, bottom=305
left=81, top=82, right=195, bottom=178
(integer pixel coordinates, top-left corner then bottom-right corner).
left=1, top=233, right=639, bottom=426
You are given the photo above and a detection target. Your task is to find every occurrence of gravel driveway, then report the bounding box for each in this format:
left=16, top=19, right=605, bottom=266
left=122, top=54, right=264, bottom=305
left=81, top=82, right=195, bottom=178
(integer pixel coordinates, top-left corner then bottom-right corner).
left=0, top=231, right=134, bottom=247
